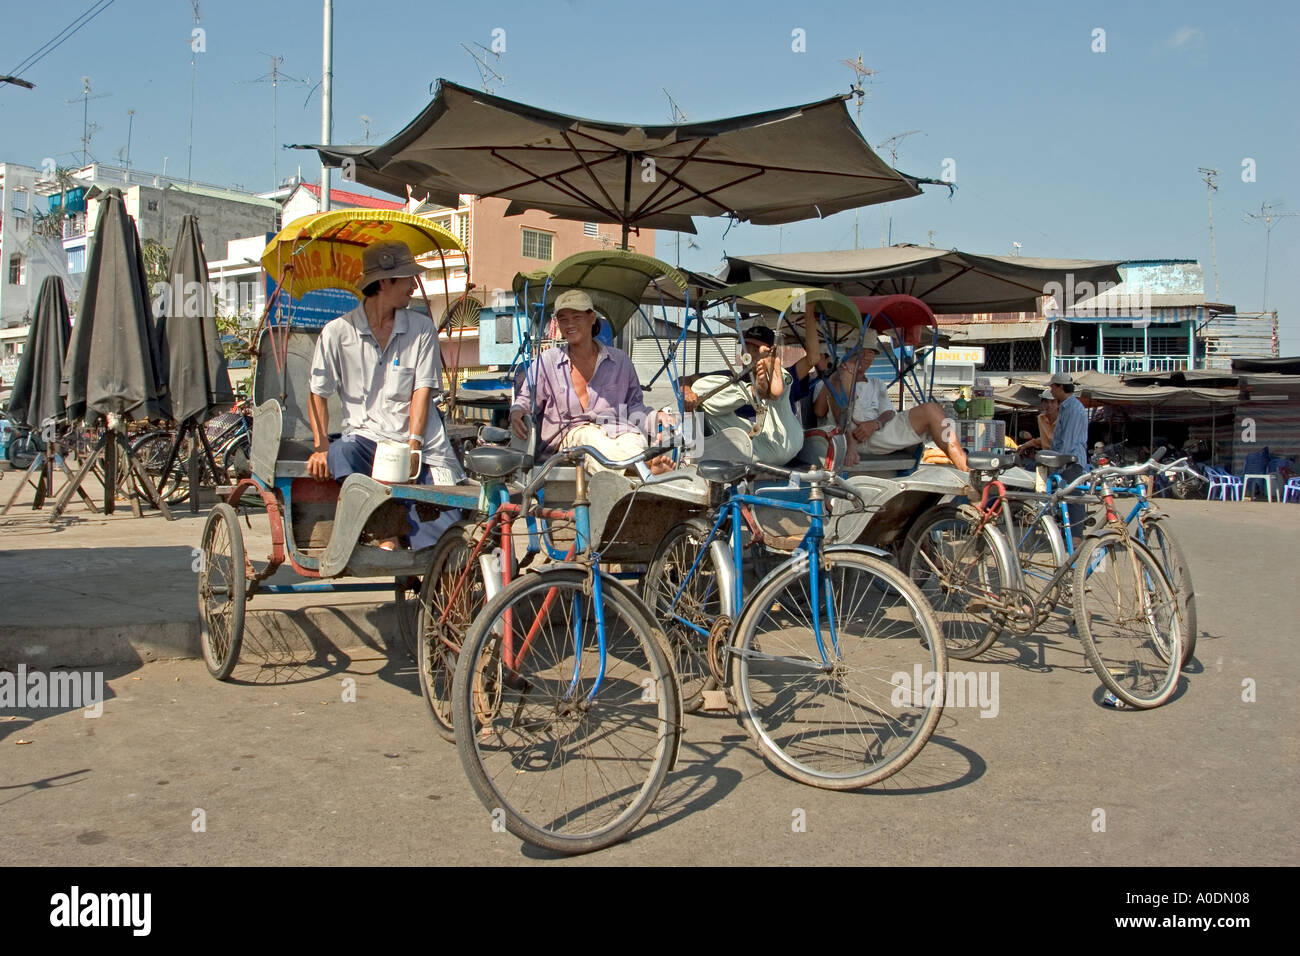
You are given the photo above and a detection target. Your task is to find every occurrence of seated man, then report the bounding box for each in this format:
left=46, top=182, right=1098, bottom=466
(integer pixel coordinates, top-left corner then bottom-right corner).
left=509, top=289, right=674, bottom=474
left=306, top=240, right=465, bottom=550
left=681, top=325, right=804, bottom=466
left=811, top=329, right=968, bottom=471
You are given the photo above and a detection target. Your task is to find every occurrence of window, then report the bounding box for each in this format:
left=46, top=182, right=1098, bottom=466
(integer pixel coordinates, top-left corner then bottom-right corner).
left=147, top=199, right=158, bottom=212
left=521, top=228, right=553, bottom=260
left=495, top=314, right=514, bottom=343
left=433, top=215, right=452, bottom=233
left=457, top=212, right=469, bottom=247
left=9, top=254, right=24, bottom=285
left=11, top=189, right=27, bottom=218
left=583, top=222, right=599, bottom=238
left=67, top=247, right=86, bottom=274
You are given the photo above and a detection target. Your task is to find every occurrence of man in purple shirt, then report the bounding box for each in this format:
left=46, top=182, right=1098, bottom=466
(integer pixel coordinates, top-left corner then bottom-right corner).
left=510, top=289, right=674, bottom=472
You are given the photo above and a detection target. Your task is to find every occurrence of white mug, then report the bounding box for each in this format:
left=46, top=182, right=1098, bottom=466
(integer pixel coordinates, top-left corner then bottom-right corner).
left=371, top=440, right=421, bottom=484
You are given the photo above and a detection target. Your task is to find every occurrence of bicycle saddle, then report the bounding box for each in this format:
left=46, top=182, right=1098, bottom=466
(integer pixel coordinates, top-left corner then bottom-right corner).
left=1035, top=451, right=1076, bottom=469
left=464, top=446, right=533, bottom=478
left=966, top=452, right=1012, bottom=473
left=695, top=459, right=751, bottom=484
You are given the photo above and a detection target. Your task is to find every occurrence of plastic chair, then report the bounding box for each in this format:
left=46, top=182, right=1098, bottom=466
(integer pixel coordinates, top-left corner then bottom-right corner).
left=1204, top=465, right=1243, bottom=501
left=1284, top=477, right=1300, bottom=503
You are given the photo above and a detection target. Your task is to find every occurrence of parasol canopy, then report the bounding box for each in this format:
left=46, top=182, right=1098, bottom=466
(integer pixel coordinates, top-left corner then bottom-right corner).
left=723, top=245, right=1124, bottom=314
left=512, top=249, right=688, bottom=334
left=261, top=208, right=466, bottom=300
left=61, top=187, right=168, bottom=423
left=711, top=281, right=862, bottom=331
left=297, top=80, right=926, bottom=241
left=157, top=215, right=235, bottom=424
left=6, top=276, right=72, bottom=429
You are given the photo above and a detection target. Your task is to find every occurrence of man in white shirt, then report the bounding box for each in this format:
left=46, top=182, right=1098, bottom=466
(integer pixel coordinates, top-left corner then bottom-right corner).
left=307, top=240, right=464, bottom=549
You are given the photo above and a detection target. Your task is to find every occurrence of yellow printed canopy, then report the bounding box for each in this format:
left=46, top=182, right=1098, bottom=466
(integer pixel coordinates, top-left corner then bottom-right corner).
left=261, top=209, right=465, bottom=299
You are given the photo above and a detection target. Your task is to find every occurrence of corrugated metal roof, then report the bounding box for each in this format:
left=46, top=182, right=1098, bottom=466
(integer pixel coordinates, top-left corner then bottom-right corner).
left=946, top=320, right=1047, bottom=341
left=166, top=183, right=280, bottom=209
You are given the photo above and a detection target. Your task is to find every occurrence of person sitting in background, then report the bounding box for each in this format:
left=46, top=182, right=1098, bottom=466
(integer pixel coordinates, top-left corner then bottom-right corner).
left=1017, top=389, right=1060, bottom=453
left=811, top=329, right=969, bottom=471
left=510, top=289, right=675, bottom=474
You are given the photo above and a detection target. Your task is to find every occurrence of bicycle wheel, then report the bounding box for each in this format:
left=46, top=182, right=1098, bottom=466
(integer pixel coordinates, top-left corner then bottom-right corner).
left=453, top=567, right=681, bottom=854
left=642, top=519, right=725, bottom=712
left=417, top=521, right=486, bottom=741
left=732, top=549, right=947, bottom=790
left=1139, top=518, right=1197, bottom=666
left=1013, top=504, right=1069, bottom=611
left=131, top=430, right=189, bottom=505
left=1073, top=533, right=1183, bottom=708
left=902, top=505, right=1009, bottom=660
left=198, top=503, right=246, bottom=680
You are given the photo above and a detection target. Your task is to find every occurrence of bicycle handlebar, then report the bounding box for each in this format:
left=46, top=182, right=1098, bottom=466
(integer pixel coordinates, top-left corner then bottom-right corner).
left=1056, top=452, right=1182, bottom=497
left=517, top=442, right=674, bottom=507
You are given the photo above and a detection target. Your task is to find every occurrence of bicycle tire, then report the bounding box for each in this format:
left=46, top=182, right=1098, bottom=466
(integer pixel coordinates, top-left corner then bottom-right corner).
left=1072, top=532, right=1183, bottom=708
left=1138, top=518, right=1197, bottom=666
left=452, top=567, right=681, bottom=854
left=198, top=503, right=246, bottom=680
left=130, top=430, right=191, bottom=505
left=642, top=518, right=724, bottom=712
left=417, top=520, right=485, bottom=741
left=902, top=504, right=1009, bottom=660
left=732, top=549, right=947, bottom=790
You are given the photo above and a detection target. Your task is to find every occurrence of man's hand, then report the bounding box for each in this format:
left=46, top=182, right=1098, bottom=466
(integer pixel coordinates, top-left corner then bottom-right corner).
left=408, top=438, right=422, bottom=480
left=851, top=421, right=873, bottom=443
left=509, top=408, right=530, bottom=440
left=307, top=446, right=331, bottom=481
left=681, top=384, right=700, bottom=412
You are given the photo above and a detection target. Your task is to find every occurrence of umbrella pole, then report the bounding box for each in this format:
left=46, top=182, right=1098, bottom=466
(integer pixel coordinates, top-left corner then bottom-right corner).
left=121, top=431, right=173, bottom=521
left=50, top=430, right=111, bottom=521
left=0, top=450, right=46, bottom=515
left=103, top=430, right=118, bottom=515
left=192, top=418, right=223, bottom=512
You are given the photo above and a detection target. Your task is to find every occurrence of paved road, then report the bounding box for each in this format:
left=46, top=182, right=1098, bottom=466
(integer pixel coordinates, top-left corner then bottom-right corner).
left=2, top=499, right=1296, bottom=865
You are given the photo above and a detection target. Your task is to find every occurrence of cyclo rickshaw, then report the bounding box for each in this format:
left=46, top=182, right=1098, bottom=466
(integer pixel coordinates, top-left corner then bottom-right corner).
left=196, top=209, right=479, bottom=678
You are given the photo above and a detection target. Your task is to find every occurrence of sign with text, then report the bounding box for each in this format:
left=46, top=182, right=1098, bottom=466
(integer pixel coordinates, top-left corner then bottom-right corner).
left=265, top=275, right=357, bottom=329
left=933, top=347, right=986, bottom=364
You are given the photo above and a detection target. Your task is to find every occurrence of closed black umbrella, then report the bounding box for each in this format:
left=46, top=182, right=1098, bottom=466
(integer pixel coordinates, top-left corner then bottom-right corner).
left=7, top=275, right=71, bottom=429
left=153, top=215, right=235, bottom=512
left=51, top=188, right=172, bottom=519
left=0, top=276, right=98, bottom=515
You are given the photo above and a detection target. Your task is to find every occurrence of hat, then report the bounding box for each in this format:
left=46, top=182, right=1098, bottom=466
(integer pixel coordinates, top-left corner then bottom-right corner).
left=743, top=325, right=775, bottom=348
left=1039, top=388, right=1055, bottom=400
left=858, top=327, right=881, bottom=352
left=1049, top=372, right=1074, bottom=386
left=554, top=289, right=594, bottom=313
left=358, top=240, right=423, bottom=289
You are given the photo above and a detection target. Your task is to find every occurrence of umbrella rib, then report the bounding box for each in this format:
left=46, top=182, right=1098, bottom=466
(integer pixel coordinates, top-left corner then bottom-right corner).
left=487, top=147, right=622, bottom=220
left=560, top=130, right=625, bottom=220
left=629, top=140, right=709, bottom=220
left=638, top=167, right=766, bottom=220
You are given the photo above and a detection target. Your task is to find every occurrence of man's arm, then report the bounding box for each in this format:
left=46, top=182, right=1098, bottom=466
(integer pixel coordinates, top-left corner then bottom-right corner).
left=790, top=305, right=819, bottom=380
left=307, top=393, right=332, bottom=480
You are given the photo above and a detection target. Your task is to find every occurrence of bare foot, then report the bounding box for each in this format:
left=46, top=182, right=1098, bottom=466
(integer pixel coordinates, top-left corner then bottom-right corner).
left=648, top=454, right=676, bottom=475
left=377, top=537, right=400, bottom=551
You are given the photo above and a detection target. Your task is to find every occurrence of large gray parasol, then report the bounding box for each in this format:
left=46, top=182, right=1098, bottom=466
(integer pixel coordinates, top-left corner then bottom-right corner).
left=152, top=214, right=236, bottom=512
left=6, top=275, right=71, bottom=430
left=52, top=188, right=172, bottom=520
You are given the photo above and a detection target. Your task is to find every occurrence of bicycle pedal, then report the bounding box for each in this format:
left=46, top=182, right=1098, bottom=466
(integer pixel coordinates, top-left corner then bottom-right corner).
left=700, top=690, right=731, bottom=712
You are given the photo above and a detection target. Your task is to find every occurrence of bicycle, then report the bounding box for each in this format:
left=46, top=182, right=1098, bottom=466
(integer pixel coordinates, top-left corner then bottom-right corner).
left=450, top=442, right=683, bottom=854
left=131, top=404, right=252, bottom=506
left=904, top=451, right=1184, bottom=708
left=641, top=456, right=947, bottom=790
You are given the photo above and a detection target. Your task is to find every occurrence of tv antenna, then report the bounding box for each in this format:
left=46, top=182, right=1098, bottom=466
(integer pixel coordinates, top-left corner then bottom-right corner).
left=874, top=129, right=923, bottom=247
left=187, top=0, right=202, bottom=182
left=460, top=41, right=504, bottom=93
left=663, top=88, right=688, bottom=124
left=360, top=115, right=372, bottom=143
left=1198, top=167, right=1221, bottom=300
left=241, top=53, right=306, bottom=188
left=1243, top=201, right=1299, bottom=312
left=841, top=53, right=877, bottom=248
left=66, top=76, right=110, bottom=166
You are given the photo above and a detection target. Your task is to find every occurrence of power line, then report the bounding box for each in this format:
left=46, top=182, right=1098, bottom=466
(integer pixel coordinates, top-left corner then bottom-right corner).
left=6, top=0, right=116, bottom=83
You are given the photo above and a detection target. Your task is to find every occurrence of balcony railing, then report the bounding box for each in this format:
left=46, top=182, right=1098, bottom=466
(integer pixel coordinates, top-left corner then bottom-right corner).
left=1053, top=354, right=1190, bottom=375
left=63, top=216, right=86, bottom=239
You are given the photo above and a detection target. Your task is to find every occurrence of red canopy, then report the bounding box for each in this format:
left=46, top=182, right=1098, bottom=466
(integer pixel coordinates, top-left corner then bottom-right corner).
left=852, top=294, right=935, bottom=346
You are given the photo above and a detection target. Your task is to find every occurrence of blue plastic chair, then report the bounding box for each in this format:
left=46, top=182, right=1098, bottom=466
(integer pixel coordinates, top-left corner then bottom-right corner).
left=1205, top=465, right=1243, bottom=501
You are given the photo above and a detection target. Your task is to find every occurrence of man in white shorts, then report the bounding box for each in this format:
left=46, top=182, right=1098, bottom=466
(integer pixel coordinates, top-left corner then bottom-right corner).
left=811, top=328, right=968, bottom=470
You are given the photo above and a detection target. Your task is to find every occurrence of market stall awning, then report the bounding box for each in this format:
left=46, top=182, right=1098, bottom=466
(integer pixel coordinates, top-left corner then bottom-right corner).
left=1013, top=371, right=1241, bottom=407
left=295, top=79, right=926, bottom=241
left=722, top=245, right=1122, bottom=313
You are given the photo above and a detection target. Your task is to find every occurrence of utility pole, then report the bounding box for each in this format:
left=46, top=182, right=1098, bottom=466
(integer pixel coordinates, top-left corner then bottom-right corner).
left=1244, top=202, right=1299, bottom=312
left=187, top=1, right=201, bottom=182
left=841, top=53, right=877, bottom=250
left=874, top=129, right=921, bottom=247
left=1198, top=167, right=1221, bottom=301
left=320, top=0, right=333, bottom=211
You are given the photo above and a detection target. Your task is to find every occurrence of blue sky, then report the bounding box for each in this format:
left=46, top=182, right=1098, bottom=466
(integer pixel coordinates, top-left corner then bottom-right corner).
left=3, top=0, right=1297, bottom=349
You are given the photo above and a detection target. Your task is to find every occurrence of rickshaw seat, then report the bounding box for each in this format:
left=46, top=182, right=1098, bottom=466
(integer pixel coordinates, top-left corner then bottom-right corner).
left=696, top=459, right=750, bottom=484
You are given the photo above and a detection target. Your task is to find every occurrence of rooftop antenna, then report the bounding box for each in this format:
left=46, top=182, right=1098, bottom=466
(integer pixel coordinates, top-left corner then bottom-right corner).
left=460, top=41, right=504, bottom=93
left=841, top=53, right=877, bottom=249
left=874, top=129, right=922, bottom=247
left=124, top=108, right=135, bottom=169
left=663, top=90, right=691, bottom=264
left=1012, top=241, right=1022, bottom=257
left=241, top=53, right=307, bottom=189
left=1243, top=201, right=1299, bottom=312
left=1198, top=167, right=1221, bottom=301
left=187, top=0, right=202, bottom=182
left=66, top=76, right=110, bottom=166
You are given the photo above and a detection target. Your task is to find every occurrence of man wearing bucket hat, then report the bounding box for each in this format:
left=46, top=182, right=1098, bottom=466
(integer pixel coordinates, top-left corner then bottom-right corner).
left=1018, top=388, right=1060, bottom=454
left=1048, top=371, right=1089, bottom=540
left=511, top=288, right=675, bottom=473
left=809, top=328, right=969, bottom=470
left=307, top=239, right=465, bottom=549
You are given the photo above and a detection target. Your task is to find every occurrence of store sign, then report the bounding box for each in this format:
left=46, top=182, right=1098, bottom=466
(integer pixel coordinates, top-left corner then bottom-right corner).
left=933, top=347, right=985, bottom=364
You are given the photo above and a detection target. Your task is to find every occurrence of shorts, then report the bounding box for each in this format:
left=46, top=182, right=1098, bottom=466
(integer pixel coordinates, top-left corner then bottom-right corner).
left=559, top=423, right=649, bottom=474
left=860, top=413, right=924, bottom=455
